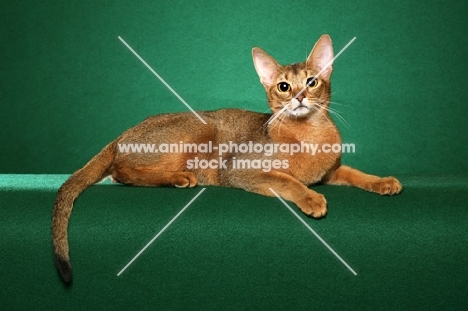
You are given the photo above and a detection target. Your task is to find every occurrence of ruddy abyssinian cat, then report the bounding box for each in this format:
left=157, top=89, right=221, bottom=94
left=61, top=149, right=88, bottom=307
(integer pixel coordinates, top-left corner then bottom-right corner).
left=52, top=34, right=402, bottom=283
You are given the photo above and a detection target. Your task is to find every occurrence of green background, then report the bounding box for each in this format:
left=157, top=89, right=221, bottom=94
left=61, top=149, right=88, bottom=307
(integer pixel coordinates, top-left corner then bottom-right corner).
left=2, top=0, right=467, bottom=175
left=1, top=0, right=468, bottom=310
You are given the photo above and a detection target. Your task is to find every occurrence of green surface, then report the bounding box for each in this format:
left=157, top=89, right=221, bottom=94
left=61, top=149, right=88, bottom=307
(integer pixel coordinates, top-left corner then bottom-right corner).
left=1, top=174, right=467, bottom=309
left=1, top=0, right=467, bottom=174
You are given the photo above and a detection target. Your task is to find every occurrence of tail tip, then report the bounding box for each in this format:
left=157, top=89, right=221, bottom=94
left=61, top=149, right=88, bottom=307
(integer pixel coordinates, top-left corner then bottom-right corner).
left=55, top=255, right=73, bottom=283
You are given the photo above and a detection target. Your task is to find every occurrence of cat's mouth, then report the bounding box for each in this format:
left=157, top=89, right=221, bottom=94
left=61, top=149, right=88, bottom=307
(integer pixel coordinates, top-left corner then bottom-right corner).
left=293, top=103, right=308, bottom=111
left=288, top=103, right=310, bottom=117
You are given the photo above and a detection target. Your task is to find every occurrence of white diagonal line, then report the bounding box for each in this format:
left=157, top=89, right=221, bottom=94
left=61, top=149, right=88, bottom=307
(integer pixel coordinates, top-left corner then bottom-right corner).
left=117, top=188, right=206, bottom=276
left=297, top=36, right=357, bottom=98
left=269, top=188, right=357, bottom=275
left=118, top=36, right=207, bottom=124
left=268, top=36, right=356, bottom=125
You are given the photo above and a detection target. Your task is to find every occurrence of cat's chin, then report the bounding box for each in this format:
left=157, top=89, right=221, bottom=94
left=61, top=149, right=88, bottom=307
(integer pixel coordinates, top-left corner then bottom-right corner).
left=287, top=105, right=312, bottom=118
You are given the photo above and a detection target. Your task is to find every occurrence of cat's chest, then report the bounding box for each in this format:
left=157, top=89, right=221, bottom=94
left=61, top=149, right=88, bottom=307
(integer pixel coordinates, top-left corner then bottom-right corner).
left=271, top=122, right=341, bottom=149
left=277, top=125, right=341, bottom=184
left=287, top=147, right=339, bottom=184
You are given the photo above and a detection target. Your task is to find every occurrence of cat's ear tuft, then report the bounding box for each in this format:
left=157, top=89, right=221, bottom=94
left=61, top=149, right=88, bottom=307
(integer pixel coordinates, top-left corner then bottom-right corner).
left=307, top=34, right=334, bottom=80
left=252, top=47, right=279, bottom=88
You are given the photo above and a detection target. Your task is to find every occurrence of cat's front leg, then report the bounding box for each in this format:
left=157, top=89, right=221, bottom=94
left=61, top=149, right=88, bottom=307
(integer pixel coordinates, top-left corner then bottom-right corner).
left=295, top=189, right=327, bottom=218
left=226, top=171, right=327, bottom=218
left=323, top=165, right=402, bottom=195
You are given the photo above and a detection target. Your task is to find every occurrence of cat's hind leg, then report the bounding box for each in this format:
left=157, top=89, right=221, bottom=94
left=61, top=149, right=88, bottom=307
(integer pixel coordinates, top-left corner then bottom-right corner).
left=111, top=163, right=197, bottom=188
left=323, top=165, right=402, bottom=195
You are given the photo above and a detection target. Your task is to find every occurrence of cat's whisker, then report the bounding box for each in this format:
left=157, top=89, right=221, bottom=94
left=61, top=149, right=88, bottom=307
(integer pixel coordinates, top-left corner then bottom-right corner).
left=329, top=111, right=350, bottom=129
left=269, top=110, right=286, bottom=133
left=263, top=118, right=280, bottom=134
left=316, top=102, right=344, bottom=118
left=315, top=102, right=350, bottom=129
left=319, top=103, right=344, bottom=114
left=316, top=99, right=352, bottom=116
left=315, top=102, right=340, bottom=116
left=255, top=105, right=276, bottom=134
left=266, top=102, right=293, bottom=135
left=263, top=103, right=290, bottom=130
left=329, top=101, right=348, bottom=107
left=311, top=104, right=335, bottom=127
left=315, top=95, right=351, bottom=108
left=326, top=100, right=351, bottom=108
left=276, top=117, right=285, bottom=135
left=269, top=105, right=289, bottom=124
left=260, top=108, right=281, bottom=133
left=262, top=113, right=279, bottom=130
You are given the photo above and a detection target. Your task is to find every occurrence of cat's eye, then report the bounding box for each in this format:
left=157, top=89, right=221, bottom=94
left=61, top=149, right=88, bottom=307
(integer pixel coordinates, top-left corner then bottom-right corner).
left=277, top=82, right=291, bottom=93
left=306, top=77, right=318, bottom=88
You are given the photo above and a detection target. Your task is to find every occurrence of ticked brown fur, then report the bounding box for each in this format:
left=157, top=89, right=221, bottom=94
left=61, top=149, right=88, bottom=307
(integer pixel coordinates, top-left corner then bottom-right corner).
left=52, top=35, right=402, bottom=283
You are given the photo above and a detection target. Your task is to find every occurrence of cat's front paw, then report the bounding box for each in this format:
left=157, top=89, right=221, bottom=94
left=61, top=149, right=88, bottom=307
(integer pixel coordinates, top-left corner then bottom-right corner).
left=371, top=177, right=402, bottom=195
left=299, top=192, right=327, bottom=219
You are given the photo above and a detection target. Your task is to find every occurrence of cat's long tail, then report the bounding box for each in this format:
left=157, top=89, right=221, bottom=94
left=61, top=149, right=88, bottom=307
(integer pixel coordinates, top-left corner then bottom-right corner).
left=52, top=141, right=116, bottom=283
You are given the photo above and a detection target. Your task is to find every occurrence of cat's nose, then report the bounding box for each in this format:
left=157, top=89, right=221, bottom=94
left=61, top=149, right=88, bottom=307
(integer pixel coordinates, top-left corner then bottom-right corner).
left=296, top=95, right=304, bottom=103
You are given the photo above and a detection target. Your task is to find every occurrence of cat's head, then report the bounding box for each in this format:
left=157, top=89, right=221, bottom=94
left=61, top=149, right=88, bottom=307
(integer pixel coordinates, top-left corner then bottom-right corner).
left=252, top=35, right=333, bottom=120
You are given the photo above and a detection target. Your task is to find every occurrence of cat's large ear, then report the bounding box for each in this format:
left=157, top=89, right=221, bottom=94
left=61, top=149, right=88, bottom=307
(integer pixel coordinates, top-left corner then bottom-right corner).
left=252, top=47, right=280, bottom=88
left=307, top=34, right=334, bottom=80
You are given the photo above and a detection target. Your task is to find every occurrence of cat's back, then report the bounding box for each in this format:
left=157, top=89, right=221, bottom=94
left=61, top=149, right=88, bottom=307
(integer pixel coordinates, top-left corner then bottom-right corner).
left=201, top=109, right=271, bottom=142
left=202, top=108, right=269, bottom=129
left=117, top=108, right=271, bottom=143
